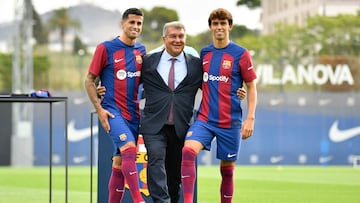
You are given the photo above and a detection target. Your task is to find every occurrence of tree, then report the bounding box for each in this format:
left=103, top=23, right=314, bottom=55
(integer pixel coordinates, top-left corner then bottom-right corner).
left=141, top=7, right=179, bottom=44
left=32, top=6, right=48, bottom=45
left=306, top=13, right=360, bottom=56
left=0, top=53, right=50, bottom=91
left=48, top=8, right=80, bottom=52
left=33, top=55, right=51, bottom=89
left=186, top=31, right=212, bottom=52
left=236, top=0, right=261, bottom=9
left=230, top=24, right=256, bottom=39
left=0, top=54, right=12, bottom=91
left=72, top=34, right=87, bottom=55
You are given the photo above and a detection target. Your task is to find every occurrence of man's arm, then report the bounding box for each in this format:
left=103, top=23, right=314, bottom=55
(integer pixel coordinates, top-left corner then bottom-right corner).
left=85, top=73, right=113, bottom=133
left=241, top=80, right=257, bottom=139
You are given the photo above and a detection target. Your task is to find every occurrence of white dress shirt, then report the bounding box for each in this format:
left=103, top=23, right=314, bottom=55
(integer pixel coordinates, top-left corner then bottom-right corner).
left=157, top=50, right=187, bottom=89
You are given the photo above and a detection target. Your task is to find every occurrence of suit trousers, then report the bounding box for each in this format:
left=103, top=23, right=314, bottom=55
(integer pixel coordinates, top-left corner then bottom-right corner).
left=143, top=124, right=184, bottom=203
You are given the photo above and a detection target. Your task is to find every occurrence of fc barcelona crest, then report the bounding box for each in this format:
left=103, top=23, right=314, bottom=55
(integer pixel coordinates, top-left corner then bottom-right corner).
left=136, top=55, right=143, bottom=64
left=119, top=133, right=127, bottom=141
left=222, top=60, right=232, bottom=69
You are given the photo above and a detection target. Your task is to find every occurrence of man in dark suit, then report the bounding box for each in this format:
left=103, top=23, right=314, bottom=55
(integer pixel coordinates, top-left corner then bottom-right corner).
left=140, top=21, right=203, bottom=203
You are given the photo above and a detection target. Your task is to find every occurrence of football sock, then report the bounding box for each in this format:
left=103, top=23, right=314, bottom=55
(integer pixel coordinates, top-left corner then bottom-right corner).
left=121, top=147, right=144, bottom=203
left=181, top=146, right=197, bottom=203
left=220, top=165, right=235, bottom=203
left=108, top=167, right=125, bottom=203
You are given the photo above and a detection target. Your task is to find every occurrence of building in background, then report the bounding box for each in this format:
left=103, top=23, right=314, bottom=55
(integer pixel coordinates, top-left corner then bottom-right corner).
left=261, top=0, right=360, bottom=34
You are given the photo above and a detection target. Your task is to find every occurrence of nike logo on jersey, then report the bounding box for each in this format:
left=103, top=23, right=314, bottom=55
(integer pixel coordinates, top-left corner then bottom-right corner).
left=248, top=66, right=254, bottom=70
left=329, top=120, right=360, bottom=142
left=114, top=58, right=124, bottom=63
left=203, top=61, right=209, bottom=65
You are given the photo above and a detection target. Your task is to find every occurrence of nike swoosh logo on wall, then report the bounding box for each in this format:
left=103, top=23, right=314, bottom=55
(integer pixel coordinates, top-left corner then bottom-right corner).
left=319, top=156, right=333, bottom=164
left=329, top=120, right=360, bottom=142
left=269, top=98, right=283, bottom=106
left=270, top=156, right=283, bottom=164
left=73, top=156, right=88, bottom=164
left=318, top=99, right=331, bottom=106
left=67, top=120, right=98, bottom=142
left=73, top=97, right=88, bottom=105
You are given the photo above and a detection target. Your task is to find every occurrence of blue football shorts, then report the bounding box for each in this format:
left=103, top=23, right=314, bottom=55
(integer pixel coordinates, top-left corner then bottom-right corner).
left=185, top=120, right=242, bottom=161
left=107, top=113, right=139, bottom=156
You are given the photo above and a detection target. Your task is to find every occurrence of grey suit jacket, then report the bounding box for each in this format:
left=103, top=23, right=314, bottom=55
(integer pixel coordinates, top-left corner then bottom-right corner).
left=139, top=50, right=203, bottom=140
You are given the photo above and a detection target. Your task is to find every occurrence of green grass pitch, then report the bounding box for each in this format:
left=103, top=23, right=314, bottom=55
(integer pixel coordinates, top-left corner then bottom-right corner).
left=0, top=166, right=359, bottom=203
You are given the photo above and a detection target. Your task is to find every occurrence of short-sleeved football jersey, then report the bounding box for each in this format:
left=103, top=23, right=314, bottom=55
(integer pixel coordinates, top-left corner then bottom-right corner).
left=196, top=42, right=257, bottom=128
left=88, top=37, right=146, bottom=122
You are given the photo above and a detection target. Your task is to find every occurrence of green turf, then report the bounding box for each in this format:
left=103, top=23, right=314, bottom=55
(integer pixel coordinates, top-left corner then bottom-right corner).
left=198, top=166, right=360, bottom=203
left=0, top=166, right=96, bottom=203
left=0, top=166, right=359, bottom=203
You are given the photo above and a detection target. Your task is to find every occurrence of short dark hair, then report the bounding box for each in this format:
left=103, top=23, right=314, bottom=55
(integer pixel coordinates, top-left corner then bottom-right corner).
left=208, top=8, right=233, bottom=26
left=122, top=8, right=144, bottom=20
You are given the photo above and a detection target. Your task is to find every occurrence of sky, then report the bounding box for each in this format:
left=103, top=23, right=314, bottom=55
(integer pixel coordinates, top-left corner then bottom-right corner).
left=0, top=0, right=261, bottom=35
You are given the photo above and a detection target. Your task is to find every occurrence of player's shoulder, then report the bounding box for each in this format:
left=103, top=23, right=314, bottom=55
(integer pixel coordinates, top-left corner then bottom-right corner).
left=199, top=44, right=212, bottom=58
left=101, top=37, right=118, bottom=46
left=134, top=41, right=146, bottom=49
left=200, top=44, right=213, bottom=52
left=229, top=41, right=247, bottom=52
left=134, top=42, right=146, bottom=55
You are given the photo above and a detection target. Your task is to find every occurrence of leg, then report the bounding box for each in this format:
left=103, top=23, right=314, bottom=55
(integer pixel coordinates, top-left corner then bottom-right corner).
left=181, top=140, right=202, bottom=203
left=107, top=116, right=144, bottom=203
left=220, top=160, right=235, bottom=203
left=143, top=129, right=171, bottom=203
left=216, top=127, right=240, bottom=203
left=108, top=156, right=125, bottom=203
left=120, top=143, right=145, bottom=203
left=165, top=125, right=183, bottom=203
left=181, top=121, right=213, bottom=203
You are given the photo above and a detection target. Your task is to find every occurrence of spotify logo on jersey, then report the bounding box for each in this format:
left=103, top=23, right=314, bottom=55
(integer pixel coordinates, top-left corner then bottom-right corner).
left=116, top=70, right=141, bottom=80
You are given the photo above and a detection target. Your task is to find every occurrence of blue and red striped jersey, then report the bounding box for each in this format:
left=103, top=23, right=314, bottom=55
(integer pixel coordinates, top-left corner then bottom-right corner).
left=88, top=37, right=146, bottom=122
left=197, top=42, right=257, bottom=128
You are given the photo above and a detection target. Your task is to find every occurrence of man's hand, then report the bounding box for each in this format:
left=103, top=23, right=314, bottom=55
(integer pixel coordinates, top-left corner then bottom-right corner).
left=97, top=85, right=106, bottom=97
left=237, top=87, right=246, bottom=100
left=241, top=117, right=254, bottom=140
left=97, top=108, right=114, bottom=133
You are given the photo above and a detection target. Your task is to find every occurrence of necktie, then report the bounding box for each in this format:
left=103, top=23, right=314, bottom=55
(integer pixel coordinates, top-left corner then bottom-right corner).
left=168, top=58, right=176, bottom=123
left=168, top=58, right=176, bottom=90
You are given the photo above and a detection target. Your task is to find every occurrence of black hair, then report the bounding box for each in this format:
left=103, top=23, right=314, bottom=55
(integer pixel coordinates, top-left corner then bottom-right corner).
left=122, top=8, right=144, bottom=20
